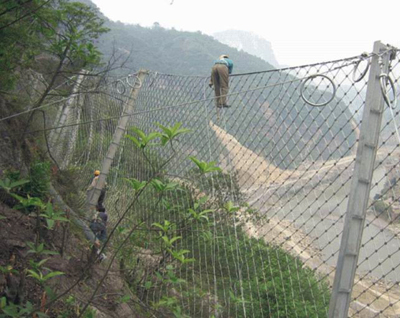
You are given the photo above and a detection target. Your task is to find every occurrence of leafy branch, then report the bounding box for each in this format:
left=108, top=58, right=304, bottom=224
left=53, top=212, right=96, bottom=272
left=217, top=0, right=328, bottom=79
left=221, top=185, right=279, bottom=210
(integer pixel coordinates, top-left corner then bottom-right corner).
left=189, top=157, right=221, bottom=174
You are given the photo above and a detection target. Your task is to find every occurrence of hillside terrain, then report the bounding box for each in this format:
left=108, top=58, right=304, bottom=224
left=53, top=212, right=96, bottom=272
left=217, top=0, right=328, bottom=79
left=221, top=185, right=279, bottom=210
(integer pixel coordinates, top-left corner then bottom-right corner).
left=76, top=0, right=276, bottom=76
left=0, top=203, right=134, bottom=318
left=0, top=1, right=377, bottom=317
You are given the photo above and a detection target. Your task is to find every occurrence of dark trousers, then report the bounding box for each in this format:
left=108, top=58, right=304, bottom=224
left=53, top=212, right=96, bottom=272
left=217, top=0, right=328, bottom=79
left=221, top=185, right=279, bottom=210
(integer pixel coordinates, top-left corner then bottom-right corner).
left=98, top=188, right=106, bottom=208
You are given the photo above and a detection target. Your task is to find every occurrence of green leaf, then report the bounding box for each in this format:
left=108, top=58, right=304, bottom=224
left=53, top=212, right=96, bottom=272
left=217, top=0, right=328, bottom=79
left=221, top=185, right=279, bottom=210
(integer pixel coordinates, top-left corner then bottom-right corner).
left=38, top=259, right=48, bottom=267
left=151, top=179, right=179, bottom=192
left=161, top=235, right=181, bottom=247
left=0, top=178, right=29, bottom=193
left=224, top=201, right=240, bottom=213
left=144, top=281, right=152, bottom=289
left=201, top=231, right=213, bottom=242
left=161, top=235, right=170, bottom=245
left=118, top=295, right=131, bottom=303
left=123, top=178, right=147, bottom=191
left=0, top=296, right=6, bottom=309
left=125, top=135, right=141, bottom=148
left=39, top=203, right=68, bottom=229
left=189, top=157, right=221, bottom=174
left=150, top=179, right=164, bottom=191
left=46, top=219, right=55, bottom=230
left=169, top=236, right=181, bottom=245
left=152, top=221, right=170, bottom=233
left=8, top=179, right=30, bottom=189
left=117, top=226, right=129, bottom=235
left=198, top=195, right=209, bottom=205
left=27, top=269, right=42, bottom=280
left=32, top=259, right=49, bottom=269
left=10, top=194, right=45, bottom=210
left=42, top=271, right=64, bottom=281
left=157, top=122, right=191, bottom=146
left=27, top=242, right=58, bottom=256
left=53, top=216, right=69, bottom=222
left=156, top=272, right=163, bottom=281
left=127, top=127, right=160, bottom=148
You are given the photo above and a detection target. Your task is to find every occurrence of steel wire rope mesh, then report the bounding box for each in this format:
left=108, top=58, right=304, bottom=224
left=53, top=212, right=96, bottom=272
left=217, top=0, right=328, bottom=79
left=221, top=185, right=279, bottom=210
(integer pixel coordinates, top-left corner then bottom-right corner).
left=347, top=49, right=400, bottom=318
left=91, top=56, right=365, bottom=318
left=43, top=74, right=133, bottom=215
left=92, top=58, right=360, bottom=317
left=25, top=48, right=400, bottom=317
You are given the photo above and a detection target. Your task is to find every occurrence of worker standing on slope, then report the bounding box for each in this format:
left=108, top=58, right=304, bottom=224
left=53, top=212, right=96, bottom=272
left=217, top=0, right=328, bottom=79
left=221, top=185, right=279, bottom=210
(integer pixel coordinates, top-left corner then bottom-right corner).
left=86, top=170, right=100, bottom=206
left=90, top=205, right=108, bottom=261
left=209, top=54, right=233, bottom=108
left=87, top=170, right=108, bottom=210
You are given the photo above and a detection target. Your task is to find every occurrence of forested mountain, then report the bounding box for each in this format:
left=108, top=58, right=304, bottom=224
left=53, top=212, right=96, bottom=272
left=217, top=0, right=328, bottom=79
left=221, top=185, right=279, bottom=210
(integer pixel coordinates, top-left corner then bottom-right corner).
left=77, top=1, right=275, bottom=76
left=98, top=23, right=275, bottom=76
left=213, top=30, right=280, bottom=68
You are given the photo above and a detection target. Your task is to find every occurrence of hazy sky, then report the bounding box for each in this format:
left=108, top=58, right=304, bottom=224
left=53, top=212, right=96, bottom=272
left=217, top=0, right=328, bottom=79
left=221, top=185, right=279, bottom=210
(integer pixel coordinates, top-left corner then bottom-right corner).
left=91, top=0, right=399, bottom=67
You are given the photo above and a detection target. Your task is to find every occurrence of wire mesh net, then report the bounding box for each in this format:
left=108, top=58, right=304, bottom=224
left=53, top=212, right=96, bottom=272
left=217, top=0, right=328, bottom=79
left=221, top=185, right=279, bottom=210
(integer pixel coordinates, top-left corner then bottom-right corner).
left=112, top=59, right=361, bottom=317
left=5, top=45, right=400, bottom=317
left=349, top=51, right=400, bottom=318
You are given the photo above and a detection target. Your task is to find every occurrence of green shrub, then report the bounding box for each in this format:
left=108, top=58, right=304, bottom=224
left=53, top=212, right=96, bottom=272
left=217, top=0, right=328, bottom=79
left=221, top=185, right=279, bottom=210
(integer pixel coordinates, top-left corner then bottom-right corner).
left=185, top=222, right=330, bottom=317
left=240, top=239, right=329, bottom=318
left=25, top=161, right=51, bottom=198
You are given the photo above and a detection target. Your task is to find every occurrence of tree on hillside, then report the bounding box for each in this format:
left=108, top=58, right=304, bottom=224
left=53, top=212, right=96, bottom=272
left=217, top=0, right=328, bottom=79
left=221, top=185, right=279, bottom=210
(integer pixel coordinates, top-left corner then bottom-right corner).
left=30, top=0, right=109, bottom=112
left=0, top=0, right=52, bottom=90
left=0, top=1, right=109, bottom=123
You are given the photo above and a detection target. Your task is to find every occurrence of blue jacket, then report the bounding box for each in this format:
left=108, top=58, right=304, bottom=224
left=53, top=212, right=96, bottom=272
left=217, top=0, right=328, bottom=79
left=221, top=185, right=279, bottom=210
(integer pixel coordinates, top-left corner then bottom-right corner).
left=214, top=58, right=233, bottom=74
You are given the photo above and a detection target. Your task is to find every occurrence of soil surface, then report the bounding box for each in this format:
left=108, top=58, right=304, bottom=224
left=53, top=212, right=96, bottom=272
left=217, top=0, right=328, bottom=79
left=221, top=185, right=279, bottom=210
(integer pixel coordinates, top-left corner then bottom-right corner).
left=0, top=203, right=137, bottom=317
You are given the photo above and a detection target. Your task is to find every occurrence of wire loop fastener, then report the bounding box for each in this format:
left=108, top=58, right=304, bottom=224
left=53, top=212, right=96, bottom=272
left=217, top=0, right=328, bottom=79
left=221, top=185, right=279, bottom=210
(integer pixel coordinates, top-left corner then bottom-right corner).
left=115, top=79, right=126, bottom=95
left=353, top=57, right=370, bottom=83
left=379, top=73, right=397, bottom=109
left=300, top=74, right=336, bottom=107
left=126, top=74, right=143, bottom=90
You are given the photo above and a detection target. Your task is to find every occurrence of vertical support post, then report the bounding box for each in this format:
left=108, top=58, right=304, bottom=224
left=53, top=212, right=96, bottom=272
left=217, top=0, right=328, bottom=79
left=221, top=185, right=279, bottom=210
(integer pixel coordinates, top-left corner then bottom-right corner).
left=88, top=70, right=147, bottom=210
left=49, top=70, right=87, bottom=149
left=328, top=41, right=391, bottom=317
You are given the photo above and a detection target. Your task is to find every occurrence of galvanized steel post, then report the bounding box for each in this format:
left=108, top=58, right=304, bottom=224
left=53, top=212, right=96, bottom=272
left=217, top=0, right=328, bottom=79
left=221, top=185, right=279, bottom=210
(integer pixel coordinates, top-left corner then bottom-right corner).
left=88, top=70, right=148, bottom=211
left=328, top=41, right=391, bottom=317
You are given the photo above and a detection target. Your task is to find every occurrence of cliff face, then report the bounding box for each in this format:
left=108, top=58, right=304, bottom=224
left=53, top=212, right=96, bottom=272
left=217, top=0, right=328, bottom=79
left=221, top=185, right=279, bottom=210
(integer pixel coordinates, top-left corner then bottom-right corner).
left=213, top=30, right=280, bottom=68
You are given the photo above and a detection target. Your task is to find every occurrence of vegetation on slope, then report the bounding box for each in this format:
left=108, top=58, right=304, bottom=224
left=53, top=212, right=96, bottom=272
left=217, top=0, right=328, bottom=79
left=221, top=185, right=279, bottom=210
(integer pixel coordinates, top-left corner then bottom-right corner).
left=1, top=1, right=331, bottom=317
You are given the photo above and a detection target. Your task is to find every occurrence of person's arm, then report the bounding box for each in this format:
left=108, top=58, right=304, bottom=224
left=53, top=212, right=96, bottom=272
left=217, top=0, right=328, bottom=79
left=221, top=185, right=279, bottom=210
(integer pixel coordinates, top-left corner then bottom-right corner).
left=87, top=176, right=98, bottom=191
left=227, top=59, right=233, bottom=74
left=209, top=65, right=214, bottom=87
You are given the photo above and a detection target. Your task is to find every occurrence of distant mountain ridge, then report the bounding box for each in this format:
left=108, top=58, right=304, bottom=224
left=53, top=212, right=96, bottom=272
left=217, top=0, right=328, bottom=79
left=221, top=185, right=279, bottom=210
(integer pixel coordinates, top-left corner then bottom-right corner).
left=213, top=30, right=280, bottom=68
left=74, top=0, right=275, bottom=76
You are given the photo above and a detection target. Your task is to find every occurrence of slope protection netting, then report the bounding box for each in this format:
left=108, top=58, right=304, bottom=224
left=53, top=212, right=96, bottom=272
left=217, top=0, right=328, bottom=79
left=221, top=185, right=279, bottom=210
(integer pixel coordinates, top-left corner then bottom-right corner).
left=7, top=47, right=400, bottom=317
left=350, top=53, right=400, bottom=317
left=110, top=58, right=362, bottom=317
